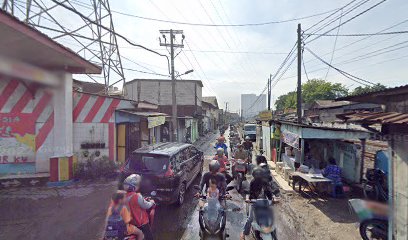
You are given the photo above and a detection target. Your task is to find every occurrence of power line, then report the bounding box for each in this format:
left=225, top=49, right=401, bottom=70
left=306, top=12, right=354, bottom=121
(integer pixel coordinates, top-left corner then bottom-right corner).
left=305, top=0, right=358, bottom=32
left=305, top=30, right=408, bottom=37
left=302, top=53, right=311, bottom=81
left=122, top=68, right=169, bottom=77
left=324, top=9, right=343, bottom=81
left=104, top=5, right=341, bottom=27
left=306, top=0, right=370, bottom=36
left=306, top=0, right=387, bottom=44
left=305, top=47, right=375, bottom=86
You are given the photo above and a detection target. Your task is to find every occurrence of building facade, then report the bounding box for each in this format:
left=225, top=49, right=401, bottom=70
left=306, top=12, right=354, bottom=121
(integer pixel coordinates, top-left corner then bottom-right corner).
left=124, top=79, right=203, bottom=143
left=241, top=94, right=266, bottom=119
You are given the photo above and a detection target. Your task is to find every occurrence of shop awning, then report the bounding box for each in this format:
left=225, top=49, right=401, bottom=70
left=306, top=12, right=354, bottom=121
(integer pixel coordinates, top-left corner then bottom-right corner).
left=116, top=110, right=168, bottom=128
left=279, top=121, right=370, bottom=140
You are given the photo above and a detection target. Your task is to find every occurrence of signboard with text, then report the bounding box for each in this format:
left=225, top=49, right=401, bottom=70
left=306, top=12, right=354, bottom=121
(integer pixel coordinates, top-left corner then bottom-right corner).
left=0, top=113, right=36, bottom=165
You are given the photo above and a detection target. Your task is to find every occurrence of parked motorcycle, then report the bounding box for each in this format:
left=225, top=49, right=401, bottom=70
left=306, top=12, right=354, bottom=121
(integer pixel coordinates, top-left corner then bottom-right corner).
left=349, top=199, right=388, bottom=240
left=363, top=168, right=388, bottom=202
left=194, top=185, right=234, bottom=240
left=244, top=194, right=278, bottom=240
left=231, top=158, right=248, bottom=192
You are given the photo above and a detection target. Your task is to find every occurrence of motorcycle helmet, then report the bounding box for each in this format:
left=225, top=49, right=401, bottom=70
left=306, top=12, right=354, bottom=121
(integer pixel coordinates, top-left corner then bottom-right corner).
left=245, top=136, right=251, bottom=141
left=209, top=160, right=221, bottom=173
left=216, top=147, right=224, bottom=155
left=123, top=174, right=142, bottom=192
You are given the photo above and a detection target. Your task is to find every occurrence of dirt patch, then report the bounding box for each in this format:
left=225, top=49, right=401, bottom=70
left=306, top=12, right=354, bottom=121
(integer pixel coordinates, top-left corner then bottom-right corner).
left=277, top=191, right=361, bottom=240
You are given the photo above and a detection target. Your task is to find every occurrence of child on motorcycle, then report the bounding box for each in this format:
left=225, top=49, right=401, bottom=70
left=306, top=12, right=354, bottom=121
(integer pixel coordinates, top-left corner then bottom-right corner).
left=105, top=191, right=144, bottom=240
left=207, top=177, right=220, bottom=200
left=123, top=174, right=156, bottom=240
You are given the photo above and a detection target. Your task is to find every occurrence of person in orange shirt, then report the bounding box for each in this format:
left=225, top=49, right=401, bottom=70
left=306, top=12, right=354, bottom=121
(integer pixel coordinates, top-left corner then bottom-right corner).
left=106, top=191, right=144, bottom=240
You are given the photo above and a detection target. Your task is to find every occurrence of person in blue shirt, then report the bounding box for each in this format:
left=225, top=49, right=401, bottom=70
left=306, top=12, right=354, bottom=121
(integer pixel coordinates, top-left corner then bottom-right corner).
left=323, top=157, right=342, bottom=184
left=214, top=136, right=228, bottom=157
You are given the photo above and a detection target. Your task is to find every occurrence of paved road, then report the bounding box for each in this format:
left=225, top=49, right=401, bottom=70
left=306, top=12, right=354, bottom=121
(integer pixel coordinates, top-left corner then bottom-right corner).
left=0, top=180, right=116, bottom=240
left=0, top=130, right=302, bottom=240
left=155, top=128, right=301, bottom=240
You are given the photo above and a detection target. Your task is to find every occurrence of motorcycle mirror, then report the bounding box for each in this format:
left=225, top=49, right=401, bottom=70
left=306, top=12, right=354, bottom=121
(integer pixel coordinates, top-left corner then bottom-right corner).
left=193, top=185, right=200, bottom=190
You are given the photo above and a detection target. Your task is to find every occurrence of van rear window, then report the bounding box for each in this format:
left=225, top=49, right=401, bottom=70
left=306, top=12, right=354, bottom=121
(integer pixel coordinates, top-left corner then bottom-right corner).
left=244, top=125, right=256, bottom=131
left=129, top=154, right=169, bottom=173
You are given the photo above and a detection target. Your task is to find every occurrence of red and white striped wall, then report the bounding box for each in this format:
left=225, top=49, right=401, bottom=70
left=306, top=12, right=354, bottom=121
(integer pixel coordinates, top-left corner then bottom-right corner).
left=0, top=78, right=54, bottom=174
left=72, top=92, right=134, bottom=162
left=0, top=78, right=135, bottom=175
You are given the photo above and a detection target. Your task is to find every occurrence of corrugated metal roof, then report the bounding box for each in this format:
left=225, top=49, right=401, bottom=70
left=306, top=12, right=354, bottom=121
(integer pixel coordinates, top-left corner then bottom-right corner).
left=117, top=110, right=167, bottom=117
left=337, top=111, right=408, bottom=124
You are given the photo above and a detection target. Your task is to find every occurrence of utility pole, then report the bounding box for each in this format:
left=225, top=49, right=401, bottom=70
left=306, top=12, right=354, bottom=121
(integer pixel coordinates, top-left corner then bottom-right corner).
left=297, top=23, right=302, bottom=124
left=267, top=74, right=272, bottom=110
left=159, top=29, right=184, bottom=142
left=225, top=102, right=228, bottom=124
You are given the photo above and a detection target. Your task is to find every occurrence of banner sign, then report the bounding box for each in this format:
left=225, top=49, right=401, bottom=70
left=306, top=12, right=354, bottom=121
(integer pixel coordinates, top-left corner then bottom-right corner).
left=148, top=116, right=166, bottom=129
left=281, top=130, right=299, bottom=149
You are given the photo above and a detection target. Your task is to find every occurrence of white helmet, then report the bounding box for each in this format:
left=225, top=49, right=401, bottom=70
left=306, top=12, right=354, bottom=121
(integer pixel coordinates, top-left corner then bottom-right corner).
left=245, top=136, right=251, bottom=141
left=123, top=174, right=142, bottom=192
left=216, top=147, right=224, bottom=155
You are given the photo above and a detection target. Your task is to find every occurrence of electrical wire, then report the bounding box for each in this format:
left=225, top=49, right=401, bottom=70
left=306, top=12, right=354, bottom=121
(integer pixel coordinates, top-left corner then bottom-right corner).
left=50, top=0, right=171, bottom=74
left=122, top=68, right=169, bottom=77
left=305, top=30, right=408, bottom=37
left=305, top=47, right=375, bottom=86
left=302, top=53, right=311, bottom=81
left=306, top=0, right=387, bottom=44
left=306, top=0, right=370, bottom=36
left=324, top=9, right=343, bottom=81
left=304, top=0, right=358, bottom=32
left=104, top=5, right=341, bottom=27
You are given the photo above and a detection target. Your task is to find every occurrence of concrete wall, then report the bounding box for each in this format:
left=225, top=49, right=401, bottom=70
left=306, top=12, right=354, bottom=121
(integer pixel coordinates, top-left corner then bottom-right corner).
left=0, top=78, right=52, bottom=174
left=392, top=137, right=408, bottom=239
left=262, top=125, right=271, bottom=161
left=125, top=80, right=202, bottom=107
left=72, top=92, right=134, bottom=163
left=73, top=123, right=109, bottom=162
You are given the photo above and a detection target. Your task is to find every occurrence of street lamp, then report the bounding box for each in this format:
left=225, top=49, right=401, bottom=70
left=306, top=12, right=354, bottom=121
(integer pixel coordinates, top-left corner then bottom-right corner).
left=176, top=69, right=194, bottom=78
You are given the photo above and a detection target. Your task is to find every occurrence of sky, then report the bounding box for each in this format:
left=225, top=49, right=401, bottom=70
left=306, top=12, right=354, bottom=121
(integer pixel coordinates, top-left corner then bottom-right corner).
left=6, top=0, right=408, bottom=112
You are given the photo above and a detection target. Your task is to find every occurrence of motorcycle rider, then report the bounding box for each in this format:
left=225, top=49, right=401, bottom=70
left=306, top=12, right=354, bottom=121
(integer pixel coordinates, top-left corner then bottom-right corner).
left=234, top=144, right=249, bottom=161
left=215, top=136, right=228, bottom=157
left=123, top=174, right=155, bottom=240
left=196, top=160, right=227, bottom=202
left=214, top=148, right=233, bottom=184
left=243, top=136, right=253, bottom=151
left=240, top=167, right=274, bottom=240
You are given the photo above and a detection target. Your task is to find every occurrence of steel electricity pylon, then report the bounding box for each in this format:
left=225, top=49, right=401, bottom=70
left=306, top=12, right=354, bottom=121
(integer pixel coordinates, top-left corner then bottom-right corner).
left=1, top=0, right=125, bottom=94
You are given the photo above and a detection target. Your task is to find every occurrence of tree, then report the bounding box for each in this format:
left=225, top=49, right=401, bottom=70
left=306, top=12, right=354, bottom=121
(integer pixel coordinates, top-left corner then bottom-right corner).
left=275, top=79, right=348, bottom=111
left=302, top=79, right=348, bottom=104
left=275, top=91, right=296, bottom=111
left=351, top=83, right=387, bottom=96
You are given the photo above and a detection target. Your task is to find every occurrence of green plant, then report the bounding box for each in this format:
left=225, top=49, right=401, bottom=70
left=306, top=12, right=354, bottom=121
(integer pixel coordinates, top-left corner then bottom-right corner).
left=73, top=156, right=117, bottom=180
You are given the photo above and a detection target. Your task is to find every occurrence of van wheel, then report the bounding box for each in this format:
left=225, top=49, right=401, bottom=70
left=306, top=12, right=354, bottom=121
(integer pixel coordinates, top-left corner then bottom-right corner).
left=176, top=183, right=186, bottom=206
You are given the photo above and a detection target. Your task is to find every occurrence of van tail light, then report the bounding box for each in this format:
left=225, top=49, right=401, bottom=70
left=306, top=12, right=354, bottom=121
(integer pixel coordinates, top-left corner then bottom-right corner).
left=164, top=164, right=174, bottom=177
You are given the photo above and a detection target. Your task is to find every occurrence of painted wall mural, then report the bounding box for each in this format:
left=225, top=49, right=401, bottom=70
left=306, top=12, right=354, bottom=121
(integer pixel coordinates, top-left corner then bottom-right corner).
left=0, top=79, right=54, bottom=174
